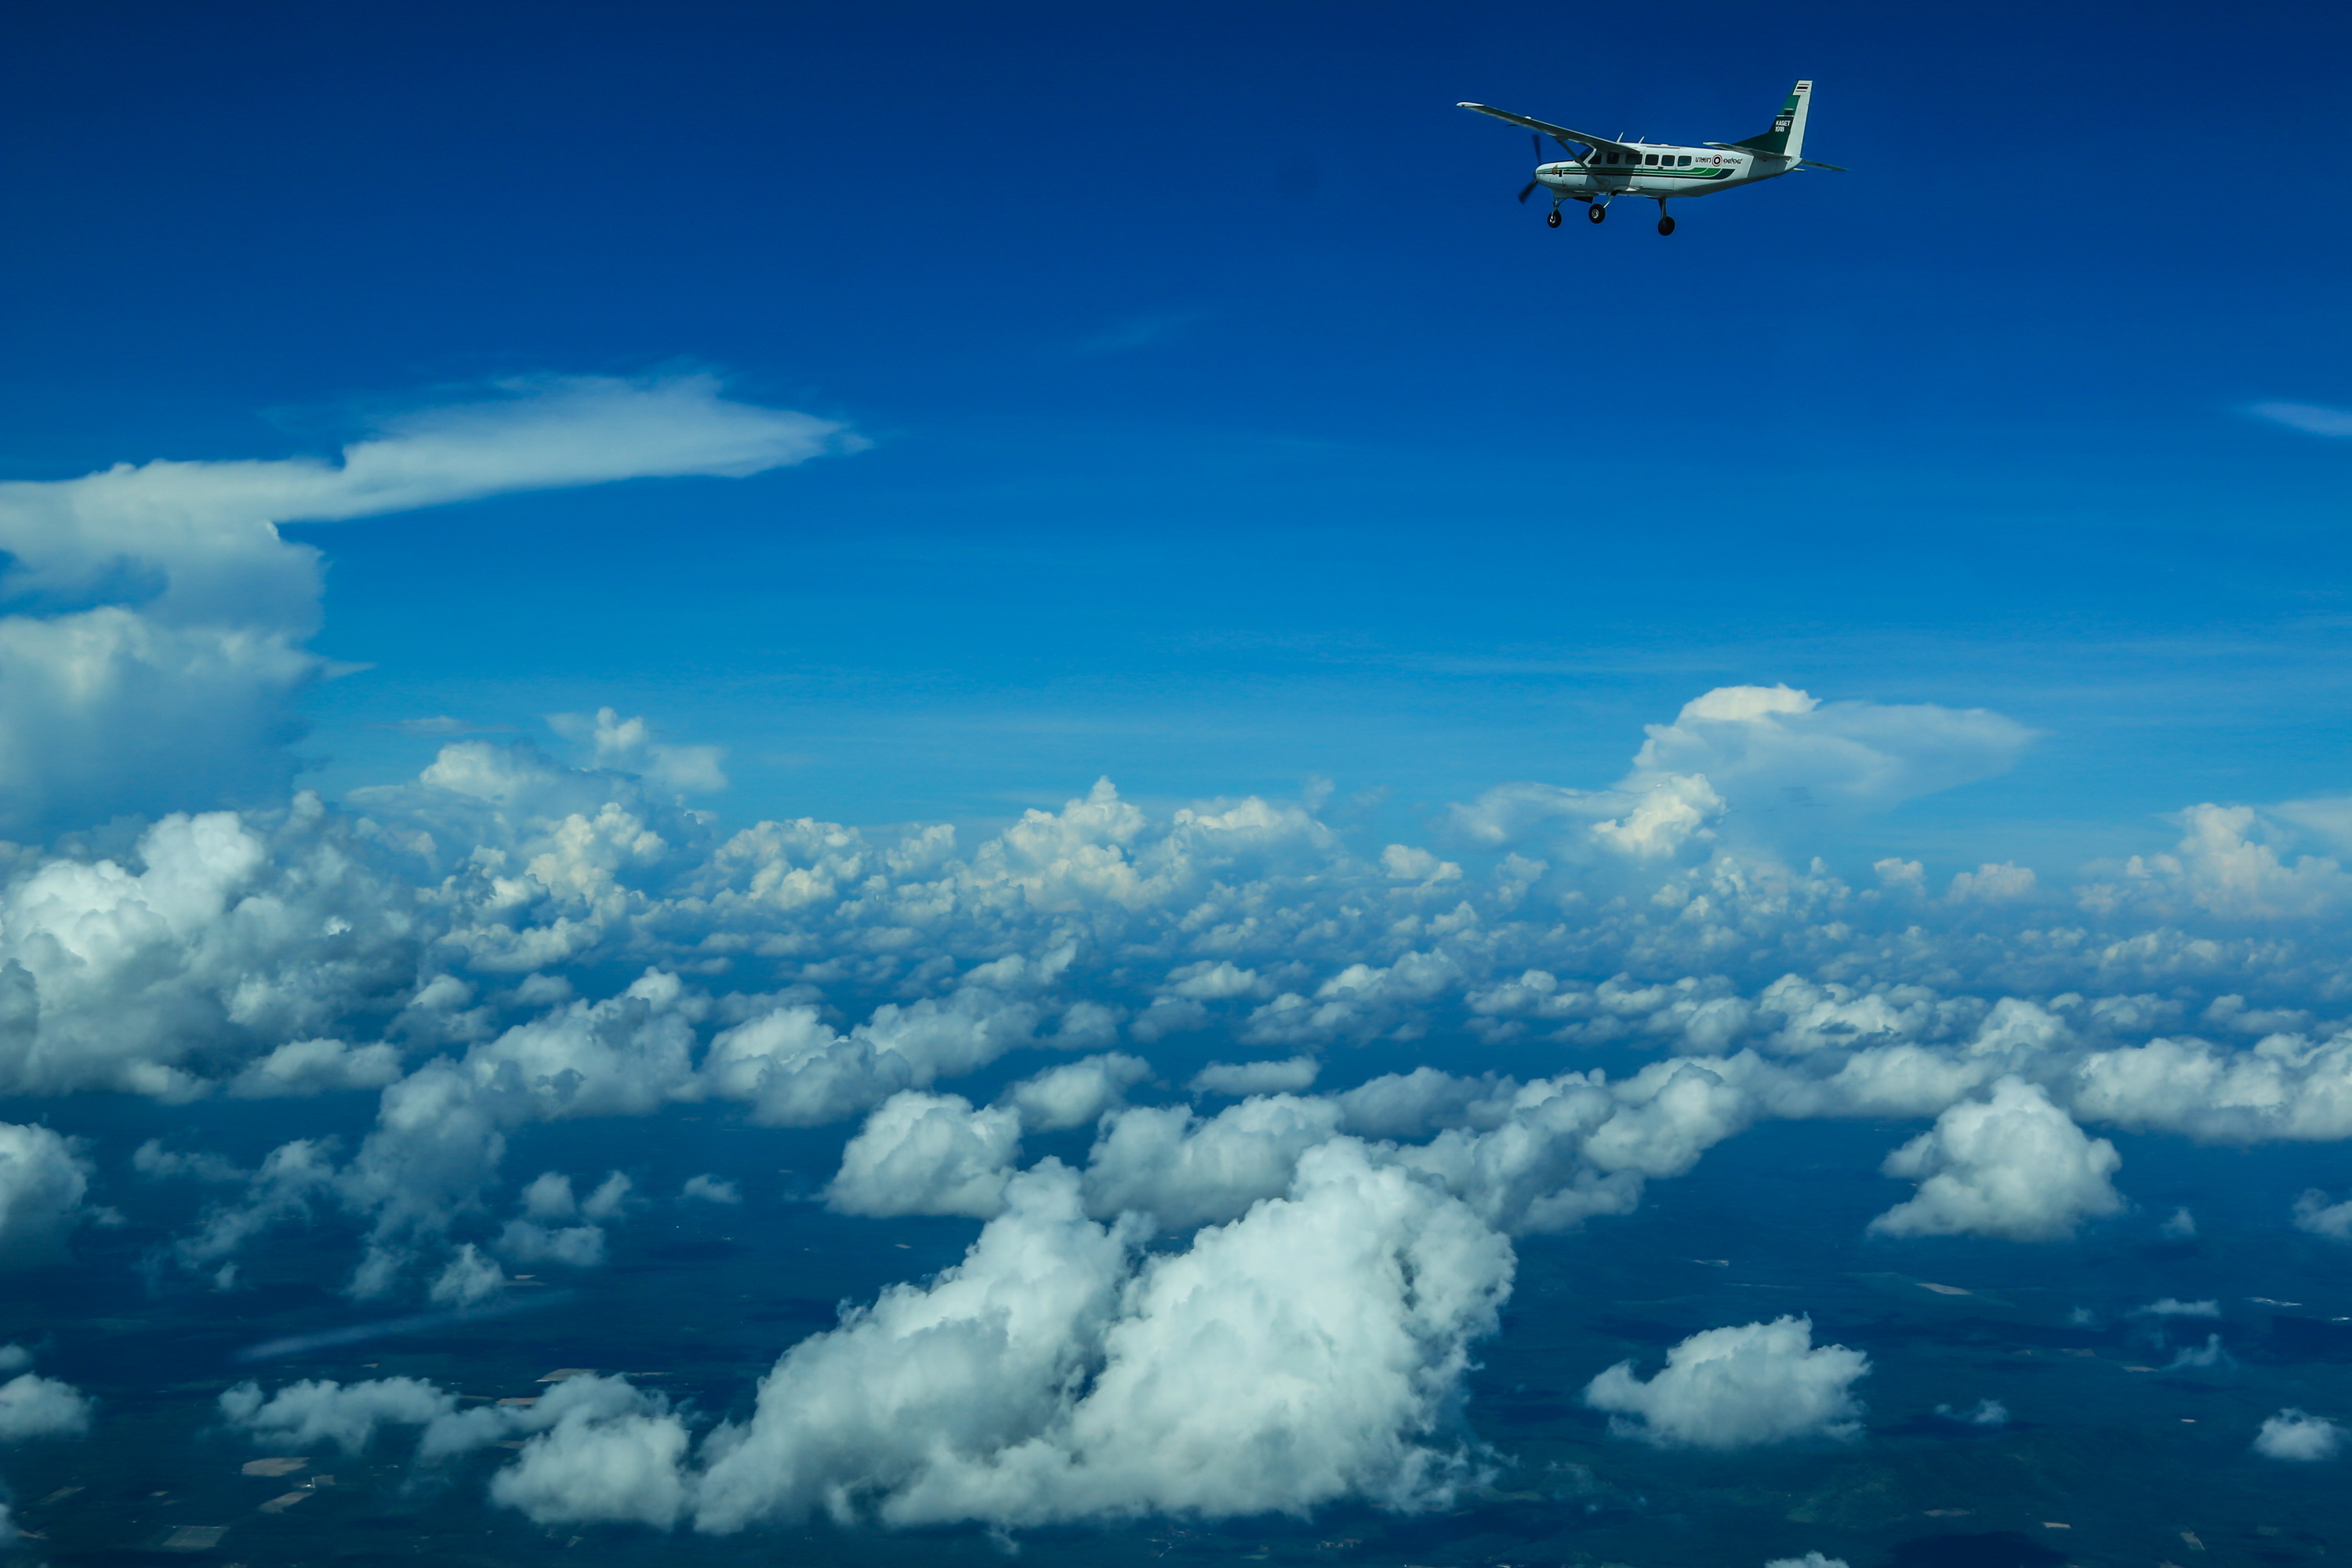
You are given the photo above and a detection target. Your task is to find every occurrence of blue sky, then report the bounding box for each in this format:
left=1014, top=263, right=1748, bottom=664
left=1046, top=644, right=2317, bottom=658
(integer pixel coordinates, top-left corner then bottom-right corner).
left=9, top=6, right=2352, bottom=1559
left=6, top=0, right=2350, bottom=867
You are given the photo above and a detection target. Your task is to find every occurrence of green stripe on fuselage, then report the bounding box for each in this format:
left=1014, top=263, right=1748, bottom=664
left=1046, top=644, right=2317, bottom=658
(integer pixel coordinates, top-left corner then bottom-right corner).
left=1566, top=165, right=1735, bottom=180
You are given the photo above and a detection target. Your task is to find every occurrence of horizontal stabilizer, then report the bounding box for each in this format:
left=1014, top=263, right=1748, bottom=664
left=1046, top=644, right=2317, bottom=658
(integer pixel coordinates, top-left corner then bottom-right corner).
left=1798, top=158, right=1849, bottom=172
left=1457, top=103, right=1636, bottom=155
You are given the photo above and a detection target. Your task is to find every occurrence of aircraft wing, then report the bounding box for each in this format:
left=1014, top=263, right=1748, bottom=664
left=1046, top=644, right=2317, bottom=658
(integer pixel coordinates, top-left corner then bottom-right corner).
left=1457, top=103, right=1634, bottom=154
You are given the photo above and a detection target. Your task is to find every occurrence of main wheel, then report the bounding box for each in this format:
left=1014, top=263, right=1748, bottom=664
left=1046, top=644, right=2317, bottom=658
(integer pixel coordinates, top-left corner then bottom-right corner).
left=1587, top=203, right=1607, bottom=224
left=1657, top=215, right=1676, bottom=235
left=1545, top=209, right=1562, bottom=228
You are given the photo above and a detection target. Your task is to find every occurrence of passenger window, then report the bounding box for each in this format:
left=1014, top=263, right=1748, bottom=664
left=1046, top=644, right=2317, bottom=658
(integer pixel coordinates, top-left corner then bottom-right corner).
left=1606, top=151, right=1619, bottom=165
left=1644, top=153, right=1658, bottom=165
left=1679, top=154, right=1692, bottom=165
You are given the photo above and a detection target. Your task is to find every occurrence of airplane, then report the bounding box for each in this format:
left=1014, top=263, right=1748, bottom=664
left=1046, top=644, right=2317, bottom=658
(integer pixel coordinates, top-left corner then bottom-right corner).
left=1457, top=79, right=1844, bottom=234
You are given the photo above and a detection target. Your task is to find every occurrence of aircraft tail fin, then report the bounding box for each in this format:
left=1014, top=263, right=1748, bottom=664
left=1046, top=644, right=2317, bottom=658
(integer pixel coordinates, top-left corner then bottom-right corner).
left=1733, top=80, right=1811, bottom=160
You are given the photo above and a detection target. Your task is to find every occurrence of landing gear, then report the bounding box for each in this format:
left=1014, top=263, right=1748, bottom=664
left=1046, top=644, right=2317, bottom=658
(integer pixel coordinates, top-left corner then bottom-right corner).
left=1586, top=201, right=1607, bottom=224
left=1545, top=207, right=1562, bottom=228
left=1656, top=199, right=1675, bottom=235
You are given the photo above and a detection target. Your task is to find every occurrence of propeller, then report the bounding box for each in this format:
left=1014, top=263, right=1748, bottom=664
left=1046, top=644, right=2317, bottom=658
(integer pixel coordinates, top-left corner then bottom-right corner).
left=1517, top=132, right=1541, bottom=202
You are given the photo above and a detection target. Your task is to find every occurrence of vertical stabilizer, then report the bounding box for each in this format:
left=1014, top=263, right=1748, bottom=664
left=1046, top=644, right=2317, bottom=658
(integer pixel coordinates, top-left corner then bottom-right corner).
left=1734, top=80, right=1811, bottom=159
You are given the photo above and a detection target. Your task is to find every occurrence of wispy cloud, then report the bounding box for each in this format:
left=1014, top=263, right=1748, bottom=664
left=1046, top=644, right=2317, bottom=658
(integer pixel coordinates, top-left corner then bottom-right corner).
left=2249, top=401, right=2352, bottom=437
left=1069, top=310, right=1210, bottom=356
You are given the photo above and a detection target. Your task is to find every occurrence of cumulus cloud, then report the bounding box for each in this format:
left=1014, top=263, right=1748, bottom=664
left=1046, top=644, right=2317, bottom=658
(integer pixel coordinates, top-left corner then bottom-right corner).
left=220, top=1376, right=457, bottom=1454
left=1936, top=1399, right=2008, bottom=1427
left=42, top=383, right=2352, bottom=1550
left=681, top=1174, right=741, bottom=1204
left=2254, top=1409, right=2344, bottom=1461
left=826, top=1092, right=1024, bottom=1219
left=1766, top=1555, right=1849, bottom=1568
left=1006, top=1054, right=1152, bottom=1131
left=1083, top=1095, right=1345, bottom=1231
left=1448, top=684, right=2027, bottom=862
left=0, top=805, right=418, bottom=1098
left=1189, top=1057, right=1319, bottom=1097
left=681, top=1142, right=1512, bottom=1530
left=1582, top=1316, right=1868, bottom=1449
left=0, top=1123, right=92, bottom=1264
left=228, top=1036, right=405, bottom=1098
left=0, top=1370, right=94, bottom=1441
left=485, top=1374, right=692, bottom=1528
left=1868, top=1079, right=2124, bottom=1241
left=0, top=376, right=853, bottom=835
left=550, top=707, right=728, bottom=796
left=429, top=1243, right=509, bottom=1305
left=2294, top=1190, right=2352, bottom=1239
left=1629, top=685, right=2031, bottom=818
left=20, top=656, right=2352, bottom=1535
left=466, top=1145, right=1510, bottom=1533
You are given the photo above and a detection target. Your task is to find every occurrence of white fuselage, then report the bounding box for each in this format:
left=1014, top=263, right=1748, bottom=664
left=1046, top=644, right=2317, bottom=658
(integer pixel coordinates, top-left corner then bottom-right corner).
left=1536, top=143, right=1788, bottom=201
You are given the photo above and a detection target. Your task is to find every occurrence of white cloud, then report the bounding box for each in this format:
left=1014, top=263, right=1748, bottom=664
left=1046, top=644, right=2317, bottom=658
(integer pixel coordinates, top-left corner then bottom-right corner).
left=2079, top=804, right=2352, bottom=920
left=2255, top=1409, right=2344, bottom=1461
left=1582, top=1316, right=1868, bottom=1449
left=1189, top=1057, right=1319, bottom=1097
left=2132, top=1298, right=2220, bottom=1319
left=681, top=1140, right=1512, bottom=1530
left=549, top=708, right=728, bottom=797
left=23, top=670, right=2352, bottom=1456
left=0, top=1372, right=94, bottom=1441
left=1766, top=1555, right=1850, bottom=1568
left=0, top=376, right=852, bottom=836
left=1936, top=1399, right=2008, bottom=1427
left=681, top=1174, right=741, bottom=1204
left=1005, top=1054, right=1152, bottom=1131
left=168, top=1138, right=339, bottom=1272
left=429, top=1243, right=509, bottom=1305
left=1380, top=844, right=1461, bottom=884
left=0, top=1123, right=91, bottom=1265
left=1629, top=684, right=2032, bottom=818
left=1083, top=1095, right=1345, bottom=1230
left=826, top=1091, right=1023, bottom=1219
left=1947, top=862, right=2037, bottom=904
left=228, top=1036, right=405, bottom=1098
left=1868, top=1079, right=2123, bottom=1241
left=1448, top=684, right=2027, bottom=862
left=475, top=1374, right=691, bottom=1528
left=2294, top=1189, right=2352, bottom=1239
left=0, top=807, right=418, bottom=1098
left=220, top=1376, right=456, bottom=1454
left=702, top=988, right=1046, bottom=1129
left=496, top=1221, right=606, bottom=1269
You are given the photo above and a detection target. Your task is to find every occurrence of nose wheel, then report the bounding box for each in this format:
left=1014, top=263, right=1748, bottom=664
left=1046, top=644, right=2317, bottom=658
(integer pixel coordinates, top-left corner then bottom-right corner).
left=1546, top=208, right=1562, bottom=227
left=1586, top=202, right=1607, bottom=224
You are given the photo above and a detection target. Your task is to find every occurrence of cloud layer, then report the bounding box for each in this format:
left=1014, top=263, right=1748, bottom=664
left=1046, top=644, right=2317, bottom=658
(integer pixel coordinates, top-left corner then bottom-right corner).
left=14, top=390, right=2352, bottom=1540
